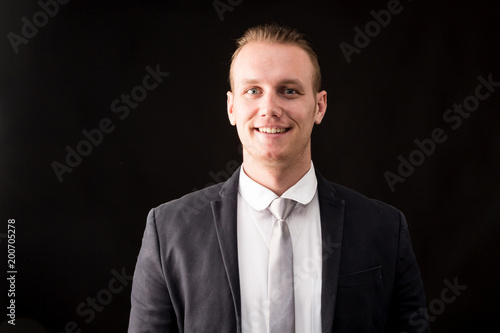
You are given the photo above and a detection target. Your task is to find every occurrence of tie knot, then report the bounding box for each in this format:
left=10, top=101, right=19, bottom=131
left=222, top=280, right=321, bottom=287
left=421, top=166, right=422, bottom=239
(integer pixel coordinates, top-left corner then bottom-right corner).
left=268, top=197, right=296, bottom=221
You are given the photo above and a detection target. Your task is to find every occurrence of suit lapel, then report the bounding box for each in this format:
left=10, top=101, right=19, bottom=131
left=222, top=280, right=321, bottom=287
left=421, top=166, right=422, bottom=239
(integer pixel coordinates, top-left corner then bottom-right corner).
left=211, top=167, right=242, bottom=332
left=316, top=170, right=345, bottom=333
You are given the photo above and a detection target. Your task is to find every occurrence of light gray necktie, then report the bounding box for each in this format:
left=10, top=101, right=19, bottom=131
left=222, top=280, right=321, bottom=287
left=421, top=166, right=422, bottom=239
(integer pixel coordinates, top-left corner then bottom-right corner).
left=268, top=197, right=297, bottom=333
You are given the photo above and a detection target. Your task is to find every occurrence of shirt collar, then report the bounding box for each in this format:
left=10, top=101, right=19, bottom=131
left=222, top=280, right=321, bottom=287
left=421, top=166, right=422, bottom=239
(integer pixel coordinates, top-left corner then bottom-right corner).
left=238, top=161, right=318, bottom=211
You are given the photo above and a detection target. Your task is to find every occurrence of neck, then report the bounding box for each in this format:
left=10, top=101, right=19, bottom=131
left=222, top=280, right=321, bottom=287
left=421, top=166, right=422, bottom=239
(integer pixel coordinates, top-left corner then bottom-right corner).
left=242, top=150, right=312, bottom=197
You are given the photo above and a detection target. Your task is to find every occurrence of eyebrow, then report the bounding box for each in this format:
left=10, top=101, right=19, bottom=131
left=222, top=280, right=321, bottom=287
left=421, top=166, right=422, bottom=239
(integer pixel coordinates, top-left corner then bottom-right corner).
left=240, top=78, right=306, bottom=89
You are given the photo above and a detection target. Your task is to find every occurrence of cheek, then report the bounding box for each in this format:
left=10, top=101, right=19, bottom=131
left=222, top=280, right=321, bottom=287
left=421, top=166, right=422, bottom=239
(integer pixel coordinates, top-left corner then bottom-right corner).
left=234, top=112, right=249, bottom=127
left=233, top=103, right=256, bottom=124
left=233, top=111, right=252, bottom=132
left=288, top=103, right=317, bottom=126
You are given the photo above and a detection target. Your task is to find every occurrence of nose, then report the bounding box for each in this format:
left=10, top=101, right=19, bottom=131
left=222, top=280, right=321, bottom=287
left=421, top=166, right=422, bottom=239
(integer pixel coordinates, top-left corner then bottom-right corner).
left=258, top=92, right=282, bottom=118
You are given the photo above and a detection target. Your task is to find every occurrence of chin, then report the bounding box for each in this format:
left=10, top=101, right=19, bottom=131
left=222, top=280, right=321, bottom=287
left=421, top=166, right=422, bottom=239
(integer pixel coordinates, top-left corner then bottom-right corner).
left=259, top=150, right=292, bottom=164
left=244, top=143, right=297, bottom=164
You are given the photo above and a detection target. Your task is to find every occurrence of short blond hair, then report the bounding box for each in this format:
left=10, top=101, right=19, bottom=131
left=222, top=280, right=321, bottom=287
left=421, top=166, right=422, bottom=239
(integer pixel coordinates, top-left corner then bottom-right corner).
left=229, top=23, right=322, bottom=92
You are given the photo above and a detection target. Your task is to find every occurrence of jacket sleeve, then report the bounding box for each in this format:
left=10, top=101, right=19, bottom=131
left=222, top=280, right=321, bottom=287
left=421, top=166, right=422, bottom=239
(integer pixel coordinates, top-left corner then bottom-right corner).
left=385, top=212, right=431, bottom=333
left=128, top=208, right=179, bottom=332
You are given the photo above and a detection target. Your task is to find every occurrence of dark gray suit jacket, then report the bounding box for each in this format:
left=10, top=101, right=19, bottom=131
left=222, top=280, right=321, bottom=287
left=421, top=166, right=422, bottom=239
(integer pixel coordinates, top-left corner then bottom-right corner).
left=128, top=167, right=430, bottom=332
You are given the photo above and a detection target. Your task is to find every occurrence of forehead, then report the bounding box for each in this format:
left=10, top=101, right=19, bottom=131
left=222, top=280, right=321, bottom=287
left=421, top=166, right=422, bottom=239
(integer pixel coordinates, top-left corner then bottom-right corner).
left=232, top=42, right=315, bottom=90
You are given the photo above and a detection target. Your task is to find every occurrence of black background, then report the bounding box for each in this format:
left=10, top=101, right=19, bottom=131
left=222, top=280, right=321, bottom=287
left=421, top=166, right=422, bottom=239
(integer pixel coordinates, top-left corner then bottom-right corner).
left=1, top=0, right=499, bottom=332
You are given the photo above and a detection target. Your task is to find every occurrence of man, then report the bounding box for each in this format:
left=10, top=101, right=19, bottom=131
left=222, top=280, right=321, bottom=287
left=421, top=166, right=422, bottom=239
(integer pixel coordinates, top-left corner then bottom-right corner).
left=128, top=23, right=430, bottom=333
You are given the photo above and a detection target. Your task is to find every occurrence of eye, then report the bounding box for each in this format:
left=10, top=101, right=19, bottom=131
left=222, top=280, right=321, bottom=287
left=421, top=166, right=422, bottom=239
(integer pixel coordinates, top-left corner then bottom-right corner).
left=283, top=88, right=297, bottom=95
left=246, top=88, right=259, bottom=95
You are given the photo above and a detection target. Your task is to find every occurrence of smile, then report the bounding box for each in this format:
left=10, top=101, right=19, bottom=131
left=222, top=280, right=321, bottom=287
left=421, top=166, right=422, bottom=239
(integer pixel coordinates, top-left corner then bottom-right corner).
left=257, top=127, right=289, bottom=134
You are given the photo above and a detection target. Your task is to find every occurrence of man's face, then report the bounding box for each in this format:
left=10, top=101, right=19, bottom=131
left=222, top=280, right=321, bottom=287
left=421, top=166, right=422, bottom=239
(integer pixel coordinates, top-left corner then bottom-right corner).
left=227, top=42, right=327, bottom=167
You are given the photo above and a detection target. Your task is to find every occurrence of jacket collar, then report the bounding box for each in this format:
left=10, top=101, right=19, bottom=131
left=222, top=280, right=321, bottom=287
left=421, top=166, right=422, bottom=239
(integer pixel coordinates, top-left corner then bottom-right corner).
left=211, top=167, right=242, bottom=331
left=316, top=169, right=345, bottom=332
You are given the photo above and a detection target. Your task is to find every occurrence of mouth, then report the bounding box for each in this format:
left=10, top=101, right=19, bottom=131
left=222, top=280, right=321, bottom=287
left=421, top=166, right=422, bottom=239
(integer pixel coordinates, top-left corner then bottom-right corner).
left=255, top=127, right=290, bottom=134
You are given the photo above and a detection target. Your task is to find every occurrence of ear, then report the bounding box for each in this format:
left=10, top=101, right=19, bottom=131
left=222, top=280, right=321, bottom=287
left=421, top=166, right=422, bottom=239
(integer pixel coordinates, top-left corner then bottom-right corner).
left=227, top=91, right=236, bottom=126
left=314, top=90, right=327, bottom=124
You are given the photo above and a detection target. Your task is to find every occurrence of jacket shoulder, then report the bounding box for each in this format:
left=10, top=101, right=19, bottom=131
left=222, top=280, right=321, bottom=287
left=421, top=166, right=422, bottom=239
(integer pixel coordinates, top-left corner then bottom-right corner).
left=328, top=181, right=402, bottom=221
left=152, top=182, right=225, bottom=223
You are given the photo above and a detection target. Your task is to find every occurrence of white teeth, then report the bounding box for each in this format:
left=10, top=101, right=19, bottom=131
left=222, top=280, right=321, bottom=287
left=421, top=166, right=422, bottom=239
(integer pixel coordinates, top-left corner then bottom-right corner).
left=258, top=127, right=287, bottom=134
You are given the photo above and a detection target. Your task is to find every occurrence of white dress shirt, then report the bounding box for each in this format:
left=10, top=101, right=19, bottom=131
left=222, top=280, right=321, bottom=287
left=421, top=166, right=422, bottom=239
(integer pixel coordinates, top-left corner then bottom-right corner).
left=237, top=161, right=322, bottom=333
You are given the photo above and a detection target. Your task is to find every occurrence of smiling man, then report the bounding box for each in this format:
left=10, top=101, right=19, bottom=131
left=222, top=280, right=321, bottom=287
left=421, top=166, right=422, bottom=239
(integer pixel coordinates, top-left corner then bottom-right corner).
left=129, top=24, right=430, bottom=333
left=227, top=35, right=326, bottom=197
